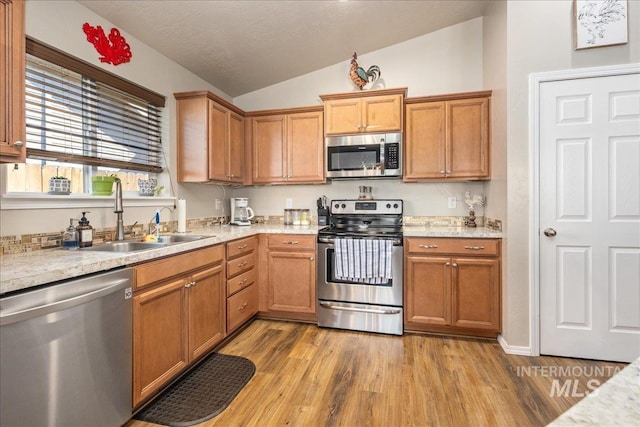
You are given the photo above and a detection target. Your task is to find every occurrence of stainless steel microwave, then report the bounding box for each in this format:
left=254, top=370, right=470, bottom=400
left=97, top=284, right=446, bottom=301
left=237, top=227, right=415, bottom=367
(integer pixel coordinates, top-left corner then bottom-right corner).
left=325, top=132, right=402, bottom=179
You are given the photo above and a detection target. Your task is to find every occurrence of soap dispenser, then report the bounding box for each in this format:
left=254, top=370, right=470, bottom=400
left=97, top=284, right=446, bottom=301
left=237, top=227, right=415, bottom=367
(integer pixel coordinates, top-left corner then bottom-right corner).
left=77, top=211, right=94, bottom=248
left=62, top=218, right=79, bottom=250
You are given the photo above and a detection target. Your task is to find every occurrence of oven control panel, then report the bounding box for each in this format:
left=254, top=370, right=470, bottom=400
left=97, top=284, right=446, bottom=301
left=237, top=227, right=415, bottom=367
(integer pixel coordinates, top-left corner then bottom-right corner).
left=331, top=199, right=403, bottom=215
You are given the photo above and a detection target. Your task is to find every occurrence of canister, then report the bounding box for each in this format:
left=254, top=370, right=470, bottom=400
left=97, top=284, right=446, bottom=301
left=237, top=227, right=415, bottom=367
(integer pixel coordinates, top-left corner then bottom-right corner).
left=300, top=209, right=310, bottom=225
left=292, top=209, right=302, bottom=225
left=284, top=209, right=294, bottom=225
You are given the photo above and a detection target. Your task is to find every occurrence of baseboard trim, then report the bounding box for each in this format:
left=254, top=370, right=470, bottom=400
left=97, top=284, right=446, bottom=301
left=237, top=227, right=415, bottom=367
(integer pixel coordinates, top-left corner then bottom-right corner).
left=498, top=335, right=533, bottom=356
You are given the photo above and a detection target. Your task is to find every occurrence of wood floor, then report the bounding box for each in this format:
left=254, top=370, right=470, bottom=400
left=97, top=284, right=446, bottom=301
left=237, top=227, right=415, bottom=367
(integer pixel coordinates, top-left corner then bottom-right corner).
left=126, top=319, right=626, bottom=427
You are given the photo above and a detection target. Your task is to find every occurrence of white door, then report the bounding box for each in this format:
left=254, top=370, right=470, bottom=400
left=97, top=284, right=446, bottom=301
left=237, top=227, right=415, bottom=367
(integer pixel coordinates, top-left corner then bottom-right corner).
left=539, top=73, right=640, bottom=363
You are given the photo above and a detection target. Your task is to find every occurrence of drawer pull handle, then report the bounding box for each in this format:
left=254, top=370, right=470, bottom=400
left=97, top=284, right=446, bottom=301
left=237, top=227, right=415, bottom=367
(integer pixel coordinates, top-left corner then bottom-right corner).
left=283, top=241, right=299, bottom=245
left=309, top=257, right=314, bottom=261
left=452, top=263, right=458, bottom=267
left=185, top=281, right=196, bottom=288
left=237, top=261, right=248, bottom=268
left=419, top=244, right=438, bottom=249
left=237, top=244, right=248, bottom=250
left=238, top=302, right=248, bottom=311
left=240, top=279, right=248, bottom=285
left=464, top=246, right=485, bottom=250
left=445, top=262, right=450, bottom=266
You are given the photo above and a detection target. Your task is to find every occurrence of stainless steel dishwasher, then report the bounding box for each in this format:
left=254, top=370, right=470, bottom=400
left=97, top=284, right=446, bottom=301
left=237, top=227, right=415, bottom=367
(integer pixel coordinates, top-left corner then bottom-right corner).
left=0, top=267, right=133, bottom=427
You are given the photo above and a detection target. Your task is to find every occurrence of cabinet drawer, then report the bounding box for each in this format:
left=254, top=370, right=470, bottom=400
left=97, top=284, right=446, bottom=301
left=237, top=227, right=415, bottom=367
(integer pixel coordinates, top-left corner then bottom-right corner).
left=227, top=267, right=256, bottom=297
left=226, top=236, right=257, bottom=259
left=134, top=245, right=224, bottom=290
left=405, top=238, right=500, bottom=256
left=267, top=234, right=316, bottom=251
left=227, top=284, right=258, bottom=332
left=226, top=252, right=255, bottom=278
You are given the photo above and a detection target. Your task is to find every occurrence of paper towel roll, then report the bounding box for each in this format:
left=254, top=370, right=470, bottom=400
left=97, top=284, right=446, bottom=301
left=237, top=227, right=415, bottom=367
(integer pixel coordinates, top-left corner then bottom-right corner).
left=177, top=199, right=186, bottom=233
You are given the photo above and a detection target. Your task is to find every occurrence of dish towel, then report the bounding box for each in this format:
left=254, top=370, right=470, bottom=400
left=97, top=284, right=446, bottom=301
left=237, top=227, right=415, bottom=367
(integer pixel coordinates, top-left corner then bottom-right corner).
left=334, top=237, right=393, bottom=284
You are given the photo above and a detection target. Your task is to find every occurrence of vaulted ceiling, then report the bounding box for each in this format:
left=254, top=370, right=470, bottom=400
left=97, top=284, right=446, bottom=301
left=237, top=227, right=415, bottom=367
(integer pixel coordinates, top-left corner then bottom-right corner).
left=78, top=0, right=489, bottom=97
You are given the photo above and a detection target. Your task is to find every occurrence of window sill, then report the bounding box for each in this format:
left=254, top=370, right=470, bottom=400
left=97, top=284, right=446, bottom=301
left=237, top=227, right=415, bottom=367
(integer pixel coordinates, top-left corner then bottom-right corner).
left=0, top=193, right=176, bottom=210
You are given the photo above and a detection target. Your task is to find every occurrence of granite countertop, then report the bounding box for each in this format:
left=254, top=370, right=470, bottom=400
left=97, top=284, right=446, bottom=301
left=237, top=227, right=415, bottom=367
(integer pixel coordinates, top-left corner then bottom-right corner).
left=547, top=357, right=640, bottom=426
left=0, top=224, right=502, bottom=295
left=402, top=225, right=503, bottom=238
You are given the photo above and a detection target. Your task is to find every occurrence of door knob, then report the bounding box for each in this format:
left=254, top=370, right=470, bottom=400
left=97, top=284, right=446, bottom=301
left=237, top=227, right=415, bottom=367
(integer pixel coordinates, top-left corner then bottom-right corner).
left=544, top=228, right=557, bottom=237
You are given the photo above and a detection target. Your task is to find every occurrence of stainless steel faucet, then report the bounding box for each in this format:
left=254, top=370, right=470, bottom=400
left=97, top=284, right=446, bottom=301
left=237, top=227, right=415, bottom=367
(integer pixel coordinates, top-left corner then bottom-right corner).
left=114, top=180, right=125, bottom=240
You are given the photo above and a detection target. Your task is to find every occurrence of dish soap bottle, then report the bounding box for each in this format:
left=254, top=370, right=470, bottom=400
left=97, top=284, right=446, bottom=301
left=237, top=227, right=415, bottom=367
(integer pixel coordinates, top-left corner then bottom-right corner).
left=62, top=218, right=79, bottom=250
left=77, top=211, right=93, bottom=248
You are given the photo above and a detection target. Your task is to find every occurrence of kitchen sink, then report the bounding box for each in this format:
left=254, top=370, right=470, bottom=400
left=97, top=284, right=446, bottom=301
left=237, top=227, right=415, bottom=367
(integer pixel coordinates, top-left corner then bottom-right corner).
left=158, top=234, right=209, bottom=244
left=80, top=235, right=210, bottom=253
left=81, top=241, right=168, bottom=252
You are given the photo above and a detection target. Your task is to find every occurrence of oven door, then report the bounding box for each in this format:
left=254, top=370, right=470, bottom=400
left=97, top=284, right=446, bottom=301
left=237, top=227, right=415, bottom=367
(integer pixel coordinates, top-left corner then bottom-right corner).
left=317, top=240, right=403, bottom=307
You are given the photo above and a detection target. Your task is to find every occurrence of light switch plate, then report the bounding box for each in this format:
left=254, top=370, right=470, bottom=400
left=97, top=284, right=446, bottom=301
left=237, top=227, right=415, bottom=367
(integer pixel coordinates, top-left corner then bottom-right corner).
left=448, top=196, right=457, bottom=209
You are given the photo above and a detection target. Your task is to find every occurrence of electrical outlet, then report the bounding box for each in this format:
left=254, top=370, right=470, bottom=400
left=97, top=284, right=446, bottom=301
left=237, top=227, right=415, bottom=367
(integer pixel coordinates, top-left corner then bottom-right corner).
left=448, top=196, right=457, bottom=209
left=215, top=199, right=222, bottom=210
left=285, top=198, right=293, bottom=208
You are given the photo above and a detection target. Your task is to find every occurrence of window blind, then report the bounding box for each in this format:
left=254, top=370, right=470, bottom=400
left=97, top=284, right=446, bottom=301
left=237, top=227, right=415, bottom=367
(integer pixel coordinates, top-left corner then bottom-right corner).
left=24, top=49, right=164, bottom=173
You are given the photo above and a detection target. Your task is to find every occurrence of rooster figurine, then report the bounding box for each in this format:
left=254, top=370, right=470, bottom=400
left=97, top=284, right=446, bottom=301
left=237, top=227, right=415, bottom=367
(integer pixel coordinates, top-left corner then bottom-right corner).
left=349, top=52, right=381, bottom=90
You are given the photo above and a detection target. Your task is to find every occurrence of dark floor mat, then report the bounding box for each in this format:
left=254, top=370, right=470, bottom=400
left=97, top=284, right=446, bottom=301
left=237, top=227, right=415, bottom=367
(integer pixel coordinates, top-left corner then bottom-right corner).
left=134, top=352, right=256, bottom=427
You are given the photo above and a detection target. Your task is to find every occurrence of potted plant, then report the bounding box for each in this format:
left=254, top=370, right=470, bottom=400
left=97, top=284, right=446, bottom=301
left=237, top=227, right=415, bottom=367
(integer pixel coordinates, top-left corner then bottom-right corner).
left=91, top=174, right=120, bottom=196
left=48, top=168, right=71, bottom=194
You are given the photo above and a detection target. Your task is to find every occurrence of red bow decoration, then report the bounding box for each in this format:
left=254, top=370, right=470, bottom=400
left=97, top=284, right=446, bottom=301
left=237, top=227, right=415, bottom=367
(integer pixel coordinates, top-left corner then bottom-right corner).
left=82, top=23, right=132, bottom=66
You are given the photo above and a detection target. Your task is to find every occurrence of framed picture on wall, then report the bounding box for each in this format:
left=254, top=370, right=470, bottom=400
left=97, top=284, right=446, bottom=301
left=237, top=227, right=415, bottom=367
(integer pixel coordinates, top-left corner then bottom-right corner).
left=574, top=0, right=628, bottom=49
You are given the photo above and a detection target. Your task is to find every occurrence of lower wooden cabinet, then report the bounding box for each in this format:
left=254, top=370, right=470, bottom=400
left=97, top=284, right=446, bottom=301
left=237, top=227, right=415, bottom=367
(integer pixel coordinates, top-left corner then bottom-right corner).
left=227, top=283, right=258, bottom=332
left=260, top=234, right=317, bottom=320
left=132, top=245, right=225, bottom=407
left=404, top=237, right=501, bottom=337
left=226, top=236, right=258, bottom=333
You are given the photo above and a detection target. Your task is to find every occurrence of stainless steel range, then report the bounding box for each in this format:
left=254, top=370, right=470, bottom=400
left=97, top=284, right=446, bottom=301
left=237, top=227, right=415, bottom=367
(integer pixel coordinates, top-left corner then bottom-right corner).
left=317, top=199, right=403, bottom=335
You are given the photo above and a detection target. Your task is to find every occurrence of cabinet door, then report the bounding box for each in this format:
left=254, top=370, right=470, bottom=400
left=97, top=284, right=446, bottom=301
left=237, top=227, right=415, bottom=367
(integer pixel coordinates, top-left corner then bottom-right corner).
left=228, top=111, right=245, bottom=183
left=208, top=100, right=229, bottom=181
left=451, top=258, right=500, bottom=331
left=404, top=102, right=446, bottom=180
left=446, top=97, right=490, bottom=179
left=267, top=251, right=316, bottom=313
left=177, top=96, right=209, bottom=182
left=133, top=278, right=188, bottom=406
left=362, top=95, right=403, bottom=133
left=0, top=0, right=25, bottom=163
left=227, top=283, right=258, bottom=333
left=188, top=264, right=226, bottom=362
left=324, top=98, right=361, bottom=135
left=252, top=115, right=286, bottom=183
left=405, top=256, right=451, bottom=326
left=286, top=111, right=324, bottom=183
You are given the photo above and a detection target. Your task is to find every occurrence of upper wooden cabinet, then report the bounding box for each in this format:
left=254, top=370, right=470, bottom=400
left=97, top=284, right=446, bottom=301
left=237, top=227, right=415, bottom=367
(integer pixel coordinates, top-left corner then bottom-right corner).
left=0, top=0, right=26, bottom=163
left=404, top=91, right=491, bottom=181
left=320, top=87, right=406, bottom=136
left=249, top=107, right=324, bottom=184
left=175, top=91, right=245, bottom=183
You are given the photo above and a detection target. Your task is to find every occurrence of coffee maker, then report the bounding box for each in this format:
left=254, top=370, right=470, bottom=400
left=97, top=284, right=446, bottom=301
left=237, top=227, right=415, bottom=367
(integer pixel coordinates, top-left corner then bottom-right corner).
left=230, top=197, right=255, bottom=226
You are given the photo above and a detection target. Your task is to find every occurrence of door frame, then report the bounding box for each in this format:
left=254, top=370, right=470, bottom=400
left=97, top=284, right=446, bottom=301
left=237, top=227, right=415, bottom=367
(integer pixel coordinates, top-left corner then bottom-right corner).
left=529, top=63, right=640, bottom=357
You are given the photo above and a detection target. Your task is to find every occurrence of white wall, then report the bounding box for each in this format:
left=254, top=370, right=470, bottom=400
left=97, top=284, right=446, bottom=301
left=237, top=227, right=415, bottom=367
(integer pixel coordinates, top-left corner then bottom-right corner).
left=503, top=0, right=640, bottom=348
left=233, top=18, right=488, bottom=218
left=0, top=0, right=232, bottom=235
left=234, top=18, right=484, bottom=110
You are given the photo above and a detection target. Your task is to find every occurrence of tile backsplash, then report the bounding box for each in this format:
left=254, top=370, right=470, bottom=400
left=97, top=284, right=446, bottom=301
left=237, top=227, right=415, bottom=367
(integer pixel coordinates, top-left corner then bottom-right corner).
left=1, top=214, right=496, bottom=255
left=0, top=216, right=227, bottom=255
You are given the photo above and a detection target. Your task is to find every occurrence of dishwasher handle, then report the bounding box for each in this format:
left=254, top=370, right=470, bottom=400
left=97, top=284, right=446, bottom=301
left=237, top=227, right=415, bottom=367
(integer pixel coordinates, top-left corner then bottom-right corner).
left=1, top=278, right=130, bottom=326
